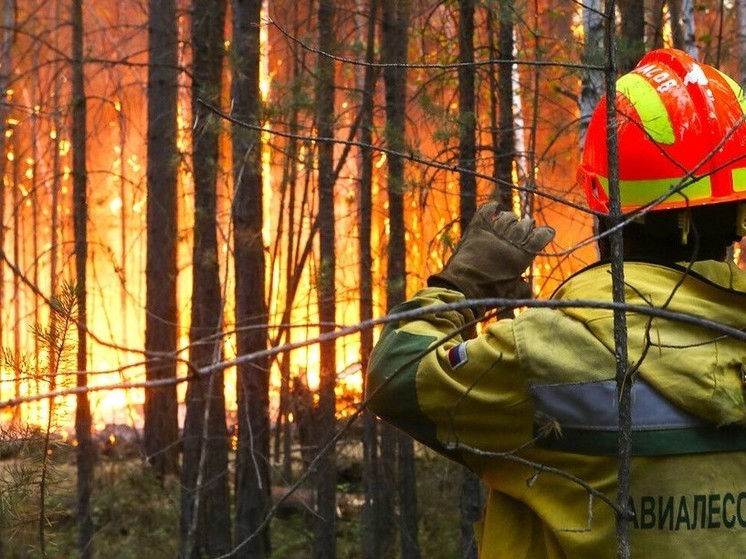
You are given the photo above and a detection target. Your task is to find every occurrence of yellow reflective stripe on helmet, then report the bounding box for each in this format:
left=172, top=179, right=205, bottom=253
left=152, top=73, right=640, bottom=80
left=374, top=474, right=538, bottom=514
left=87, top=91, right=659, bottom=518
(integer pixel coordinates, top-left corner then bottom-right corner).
left=617, top=73, right=676, bottom=145
left=715, top=69, right=746, bottom=115
left=597, top=175, right=712, bottom=207
left=732, top=168, right=746, bottom=192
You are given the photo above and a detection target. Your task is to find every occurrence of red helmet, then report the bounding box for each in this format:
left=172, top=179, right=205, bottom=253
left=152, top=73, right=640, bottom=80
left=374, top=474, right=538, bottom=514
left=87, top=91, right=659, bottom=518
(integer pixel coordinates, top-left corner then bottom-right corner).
left=577, top=48, right=746, bottom=214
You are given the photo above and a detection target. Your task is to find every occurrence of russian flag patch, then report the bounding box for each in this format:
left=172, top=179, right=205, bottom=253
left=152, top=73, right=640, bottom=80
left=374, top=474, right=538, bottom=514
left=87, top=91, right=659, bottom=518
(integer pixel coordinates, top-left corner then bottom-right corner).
left=447, top=342, right=469, bottom=370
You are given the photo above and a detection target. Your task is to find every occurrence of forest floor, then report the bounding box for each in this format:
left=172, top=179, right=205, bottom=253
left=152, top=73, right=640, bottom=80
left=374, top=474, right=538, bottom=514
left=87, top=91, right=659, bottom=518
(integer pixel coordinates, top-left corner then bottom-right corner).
left=0, top=433, right=463, bottom=558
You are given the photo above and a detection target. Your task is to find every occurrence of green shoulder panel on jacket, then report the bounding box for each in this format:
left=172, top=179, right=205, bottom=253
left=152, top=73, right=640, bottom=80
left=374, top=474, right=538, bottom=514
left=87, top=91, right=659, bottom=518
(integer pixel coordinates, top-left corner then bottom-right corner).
left=366, top=288, right=476, bottom=461
left=367, top=329, right=442, bottom=445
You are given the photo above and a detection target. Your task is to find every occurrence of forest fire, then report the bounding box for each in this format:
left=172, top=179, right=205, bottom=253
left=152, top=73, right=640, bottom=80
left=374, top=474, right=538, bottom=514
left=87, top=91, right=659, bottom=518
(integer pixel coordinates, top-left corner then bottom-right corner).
left=4, top=0, right=746, bottom=557
left=0, top=0, right=604, bottom=437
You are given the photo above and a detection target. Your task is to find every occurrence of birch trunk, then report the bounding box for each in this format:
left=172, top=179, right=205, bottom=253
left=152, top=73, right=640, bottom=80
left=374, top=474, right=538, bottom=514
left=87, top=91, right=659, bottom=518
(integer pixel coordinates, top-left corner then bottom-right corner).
left=579, top=0, right=605, bottom=149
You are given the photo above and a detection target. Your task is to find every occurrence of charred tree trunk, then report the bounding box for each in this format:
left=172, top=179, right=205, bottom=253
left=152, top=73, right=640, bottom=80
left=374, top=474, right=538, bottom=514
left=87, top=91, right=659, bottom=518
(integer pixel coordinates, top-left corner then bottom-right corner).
left=232, top=0, right=271, bottom=556
left=144, top=0, right=180, bottom=478
left=72, top=0, right=93, bottom=556
left=314, top=0, right=338, bottom=556
left=180, top=1, right=231, bottom=557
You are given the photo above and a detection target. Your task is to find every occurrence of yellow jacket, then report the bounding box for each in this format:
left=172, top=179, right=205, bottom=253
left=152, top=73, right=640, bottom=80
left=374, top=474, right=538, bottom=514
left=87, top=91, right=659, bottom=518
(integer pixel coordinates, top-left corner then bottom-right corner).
left=366, top=260, right=746, bottom=558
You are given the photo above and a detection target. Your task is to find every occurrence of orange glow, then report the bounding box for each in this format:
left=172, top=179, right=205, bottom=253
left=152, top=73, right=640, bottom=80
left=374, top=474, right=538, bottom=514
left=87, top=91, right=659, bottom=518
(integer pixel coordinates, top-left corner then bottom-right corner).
left=571, top=4, right=584, bottom=41
left=661, top=5, right=673, bottom=48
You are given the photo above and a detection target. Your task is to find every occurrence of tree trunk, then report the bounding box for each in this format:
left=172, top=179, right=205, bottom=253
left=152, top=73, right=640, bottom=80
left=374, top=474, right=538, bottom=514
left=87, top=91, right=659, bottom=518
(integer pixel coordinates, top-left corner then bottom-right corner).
left=579, top=0, right=605, bottom=149
left=489, top=0, right=516, bottom=209
left=601, top=3, right=633, bottom=557
left=180, top=1, right=231, bottom=557
left=378, top=423, right=397, bottom=559
left=458, top=0, right=477, bottom=229
left=30, top=84, right=39, bottom=378
left=358, top=0, right=382, bottom=556
left=231, top=0, right=271, bottom=557
left=279, top=112, right=300, bottom=482
left=457, top=2, right=481, bottom=557
left=679, top=0, right=698, bottom=56
left=49, top=0, right=62, bottom=398
left=272, top=29, right=303, bottom=482
left=72, top=0, right=94, bottom=555
left=144, top=0, right=180, bottom=478
left=11, top=119, right=20, bottom=424
left=649, top=0, right=666, bottom=49
left=460, top=470, right=482, bottom=559
left=665, top=0, right=682, bottom=49
left=0, top=0, right=11, bottom=417
left=661, top=0, right=697, bottom=56
left=618, top=0, right=645, bottom=72
left=314, top=0, right=338, bottom=557
left=381, top=1, right=419, bottom=557
left=397, top=431, right=419, bottom=559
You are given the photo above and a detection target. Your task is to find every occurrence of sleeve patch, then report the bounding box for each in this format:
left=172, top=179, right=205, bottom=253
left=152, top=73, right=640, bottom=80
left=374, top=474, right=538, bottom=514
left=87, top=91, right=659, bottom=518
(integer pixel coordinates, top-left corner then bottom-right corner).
left=447, top=342, right=469, bottom=370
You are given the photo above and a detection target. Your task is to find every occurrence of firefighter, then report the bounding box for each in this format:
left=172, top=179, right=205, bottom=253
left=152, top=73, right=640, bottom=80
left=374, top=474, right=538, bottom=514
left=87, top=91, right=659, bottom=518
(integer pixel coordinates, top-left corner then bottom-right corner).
left=365, top=48, right=746, bottom=558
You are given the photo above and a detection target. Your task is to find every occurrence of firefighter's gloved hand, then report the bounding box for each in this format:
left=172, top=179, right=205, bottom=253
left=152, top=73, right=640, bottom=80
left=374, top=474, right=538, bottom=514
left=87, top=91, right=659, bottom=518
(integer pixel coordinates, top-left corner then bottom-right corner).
left=428, top=202, right=555, bottom=316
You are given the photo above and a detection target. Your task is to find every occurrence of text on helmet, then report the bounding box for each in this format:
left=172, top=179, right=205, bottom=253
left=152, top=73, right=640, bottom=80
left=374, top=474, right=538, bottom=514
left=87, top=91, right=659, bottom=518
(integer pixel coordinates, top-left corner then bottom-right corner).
left=635, top=63, right=679, bottom=94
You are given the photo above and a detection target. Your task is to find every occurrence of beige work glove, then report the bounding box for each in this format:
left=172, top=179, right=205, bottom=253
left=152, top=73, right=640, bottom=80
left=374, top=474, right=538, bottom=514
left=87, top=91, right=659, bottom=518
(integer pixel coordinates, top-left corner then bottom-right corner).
left=428, top=202, right=555, bottom=316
